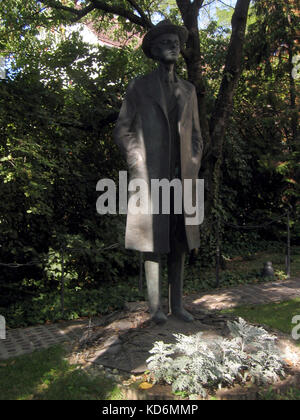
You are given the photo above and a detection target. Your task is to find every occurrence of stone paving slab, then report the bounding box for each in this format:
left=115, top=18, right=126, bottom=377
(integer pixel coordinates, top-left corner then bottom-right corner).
left=0, top=279, right=299, bottom=361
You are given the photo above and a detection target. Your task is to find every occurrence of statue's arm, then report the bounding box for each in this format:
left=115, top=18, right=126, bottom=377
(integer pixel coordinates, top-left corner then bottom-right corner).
left=191, top=87, right=203, bottom=170
left=113, top=81, right=141, bottom=168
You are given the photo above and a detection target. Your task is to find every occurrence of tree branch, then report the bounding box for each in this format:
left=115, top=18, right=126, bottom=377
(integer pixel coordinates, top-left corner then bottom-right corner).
left=177, top=0, right=205, bottom=15
left=41, top=0, right=151, bottom=28
left=90, top=0, right=151, bottom=28
left=217, top=0, right=235, bottom=10
left=41, top=0, right=95, bottom=22
left=126, top=0, right=153, bottom=28
left=176, top=0, right=191, bottom=18
left=194, top=0, right=206, bottom=10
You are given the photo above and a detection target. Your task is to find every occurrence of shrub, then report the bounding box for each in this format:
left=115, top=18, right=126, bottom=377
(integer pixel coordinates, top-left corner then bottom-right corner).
left=146, top=318, right=286, bottom=398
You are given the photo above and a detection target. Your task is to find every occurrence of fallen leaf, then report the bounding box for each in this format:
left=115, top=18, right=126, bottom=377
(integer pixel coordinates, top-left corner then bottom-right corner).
left=139, top=382, right=153, bottom=390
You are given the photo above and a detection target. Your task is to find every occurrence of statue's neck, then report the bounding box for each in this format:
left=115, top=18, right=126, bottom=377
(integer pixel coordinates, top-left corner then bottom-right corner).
left=158, top=62, right=176, bottom=83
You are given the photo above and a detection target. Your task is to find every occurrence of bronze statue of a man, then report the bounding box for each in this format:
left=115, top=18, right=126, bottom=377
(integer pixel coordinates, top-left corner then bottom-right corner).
left=114, top=20, right=203, bottom=324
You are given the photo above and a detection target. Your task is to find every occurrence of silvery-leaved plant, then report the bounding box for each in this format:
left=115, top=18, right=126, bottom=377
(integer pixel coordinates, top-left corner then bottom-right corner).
left=146, top=318, right=286, bottom=398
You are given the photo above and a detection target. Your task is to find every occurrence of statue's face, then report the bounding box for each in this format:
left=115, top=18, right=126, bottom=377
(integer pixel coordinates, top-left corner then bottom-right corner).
left=151, top=33, right=180, bottom=64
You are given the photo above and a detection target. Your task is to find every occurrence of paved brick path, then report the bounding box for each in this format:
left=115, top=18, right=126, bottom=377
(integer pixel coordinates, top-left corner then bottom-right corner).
left=185, top=279, right=300, bottom=311
left=0, top=279, right=299, bottom=361
left=0, top=319, right=94, bottom=360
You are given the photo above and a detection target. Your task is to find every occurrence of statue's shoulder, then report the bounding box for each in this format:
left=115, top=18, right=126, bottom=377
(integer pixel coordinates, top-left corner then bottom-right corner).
left=178, top=77, right=196, bottom=93
left=124, top=72, right=154, bottom=98
left=129, top=71, right=155, bottom=87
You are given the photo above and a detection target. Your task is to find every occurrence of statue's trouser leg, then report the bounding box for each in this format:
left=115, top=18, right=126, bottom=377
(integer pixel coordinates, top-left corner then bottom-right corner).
left=168, top=238, right=194, bottom=323
left=144, top=252, right=167, bottom=324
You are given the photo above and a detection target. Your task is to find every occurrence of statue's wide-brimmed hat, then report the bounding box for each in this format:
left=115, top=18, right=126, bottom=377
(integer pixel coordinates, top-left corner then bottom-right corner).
left=142, top=19, right=189, bottom=59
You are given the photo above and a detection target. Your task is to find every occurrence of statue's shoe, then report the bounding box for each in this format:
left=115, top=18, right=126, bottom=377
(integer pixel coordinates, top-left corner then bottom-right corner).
left=172, top=308, right=194, bottom=323
left=151, top=310, right=168, bottom=325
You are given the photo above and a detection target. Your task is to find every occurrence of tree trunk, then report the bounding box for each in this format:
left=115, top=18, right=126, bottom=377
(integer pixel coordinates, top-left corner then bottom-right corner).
left=177, top=0, right=250, bottom=225
left=176, top=0, right=210, bottom=158
left=206, top=0, right=251, bottom=213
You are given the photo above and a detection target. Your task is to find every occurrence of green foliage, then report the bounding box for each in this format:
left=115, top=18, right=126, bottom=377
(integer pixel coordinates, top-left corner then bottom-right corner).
left=147, top=318, right=286, bottom=398
left=222, top=231, right=283, bottom=257
left=0, top=17, right=145, bottom=309
left=218, top=0, right=300, bottom=242
left=215, top=7, right=233, bottom=28
left=0, top=276, right=145, bottom=328
left=0, top=344, right=121, bottom=400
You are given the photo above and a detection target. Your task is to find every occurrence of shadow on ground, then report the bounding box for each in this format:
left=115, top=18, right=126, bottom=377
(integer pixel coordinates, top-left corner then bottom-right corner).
left=81, top=301, right=234, bottom=374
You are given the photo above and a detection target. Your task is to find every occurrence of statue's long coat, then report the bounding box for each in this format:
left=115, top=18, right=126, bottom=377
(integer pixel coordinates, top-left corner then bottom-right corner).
left=113, top=69, right=203, bottom=253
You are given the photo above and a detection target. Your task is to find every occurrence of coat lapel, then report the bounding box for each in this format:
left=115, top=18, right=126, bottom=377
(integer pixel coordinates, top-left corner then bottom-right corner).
left=145, top=70, right=168, bottom=120
left=175, top=79, right=191, bottom=124
left=145, top=70, right=192, bottom=124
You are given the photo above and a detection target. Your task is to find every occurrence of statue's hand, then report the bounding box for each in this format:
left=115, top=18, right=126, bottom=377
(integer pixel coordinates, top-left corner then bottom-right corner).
left=127, top=152, right=144, bottom=169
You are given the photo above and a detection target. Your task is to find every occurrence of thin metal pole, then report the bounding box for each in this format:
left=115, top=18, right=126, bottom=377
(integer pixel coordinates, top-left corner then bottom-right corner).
left=216, top=215, right=220, bottom=288
left=286, top=210, right=291, bottom=280
left=61, top=247, right=65, bottom=315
